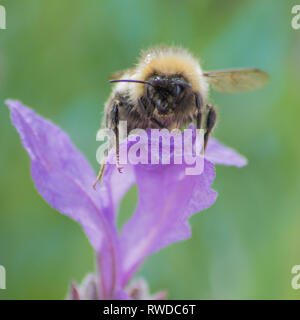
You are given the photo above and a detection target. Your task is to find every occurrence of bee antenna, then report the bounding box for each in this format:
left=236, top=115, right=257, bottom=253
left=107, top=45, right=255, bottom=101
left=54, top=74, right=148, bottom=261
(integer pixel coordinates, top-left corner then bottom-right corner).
left=109, top=79, right=155, bottom=87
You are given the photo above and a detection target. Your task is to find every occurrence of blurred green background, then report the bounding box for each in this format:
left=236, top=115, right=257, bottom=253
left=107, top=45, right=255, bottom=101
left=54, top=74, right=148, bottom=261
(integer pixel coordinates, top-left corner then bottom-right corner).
left=0, top=0, right=299, bottom=299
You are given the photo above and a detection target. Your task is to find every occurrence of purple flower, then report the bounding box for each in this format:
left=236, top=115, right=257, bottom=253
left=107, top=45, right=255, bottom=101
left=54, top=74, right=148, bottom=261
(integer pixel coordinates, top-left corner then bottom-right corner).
left=6, top=100, right=247, bottom=300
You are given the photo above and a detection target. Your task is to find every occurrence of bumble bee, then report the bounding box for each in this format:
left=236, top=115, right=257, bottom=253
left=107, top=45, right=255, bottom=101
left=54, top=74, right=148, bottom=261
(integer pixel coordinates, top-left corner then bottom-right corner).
left=93, top=46, right=269, bottom=187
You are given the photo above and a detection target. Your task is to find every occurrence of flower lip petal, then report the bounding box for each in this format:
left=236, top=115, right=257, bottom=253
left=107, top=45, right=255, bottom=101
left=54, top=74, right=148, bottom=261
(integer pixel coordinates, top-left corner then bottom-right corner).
left=205, top=138, right=248, bottom=167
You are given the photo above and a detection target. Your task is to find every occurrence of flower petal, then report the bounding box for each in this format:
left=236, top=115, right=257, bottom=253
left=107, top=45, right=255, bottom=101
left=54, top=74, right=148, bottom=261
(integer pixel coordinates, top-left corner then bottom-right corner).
left=205, top=138, right=247, bottom=167
left=99, top=163, right=135, bottom=222
left=120, top=159, right=217, bottom=284
left=6, top=100, right=120, bottom=299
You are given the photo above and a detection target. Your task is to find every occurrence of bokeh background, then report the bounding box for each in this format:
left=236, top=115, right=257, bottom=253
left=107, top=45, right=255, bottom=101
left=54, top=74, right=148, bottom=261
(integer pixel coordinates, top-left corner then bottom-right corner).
left=0, top=0, right=299, bottom=299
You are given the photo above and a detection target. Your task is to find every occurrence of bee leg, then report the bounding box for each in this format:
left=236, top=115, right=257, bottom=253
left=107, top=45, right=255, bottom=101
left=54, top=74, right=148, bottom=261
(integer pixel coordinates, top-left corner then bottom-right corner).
left=194, top=91, right=203, bottom=129
left=138, top=97, right=164, bottom=129
left=93, top=101, right=123, bottom=189
left=194, top=91, right=206, bottom=153
left=150, top=117, right=164, bottom=129
left=204, top=104, right=217, bottom=151
left=93, top=163, right=106, bottom=190
left=138, top=97, right=149, bottom=117
left=111, top=102, right=123, bottom=174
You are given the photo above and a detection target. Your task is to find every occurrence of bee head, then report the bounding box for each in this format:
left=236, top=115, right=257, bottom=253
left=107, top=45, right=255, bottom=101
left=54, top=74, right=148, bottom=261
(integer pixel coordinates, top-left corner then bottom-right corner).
left=109, top=75, right=195, bottom=117
left=145, top=75, right=192, bottom=116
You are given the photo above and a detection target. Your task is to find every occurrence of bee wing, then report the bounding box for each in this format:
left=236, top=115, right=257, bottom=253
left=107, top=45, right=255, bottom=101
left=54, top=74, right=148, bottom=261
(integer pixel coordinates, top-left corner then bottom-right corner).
left=203, top=68, right=269, bottom=94
left=109, top=68, right=135, bottom=80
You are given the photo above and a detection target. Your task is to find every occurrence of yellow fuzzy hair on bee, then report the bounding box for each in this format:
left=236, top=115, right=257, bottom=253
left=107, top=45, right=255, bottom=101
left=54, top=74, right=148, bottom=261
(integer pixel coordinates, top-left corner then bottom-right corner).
left=129, top=46, right=209, bottom=104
